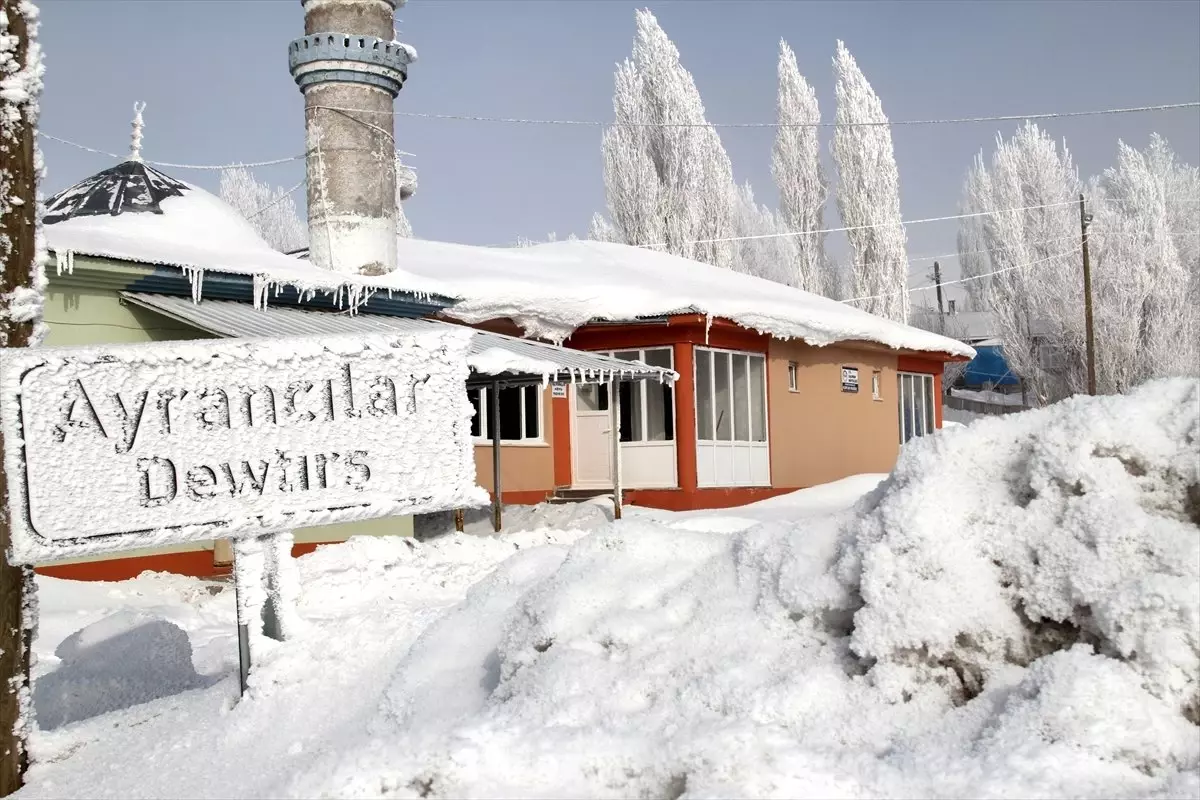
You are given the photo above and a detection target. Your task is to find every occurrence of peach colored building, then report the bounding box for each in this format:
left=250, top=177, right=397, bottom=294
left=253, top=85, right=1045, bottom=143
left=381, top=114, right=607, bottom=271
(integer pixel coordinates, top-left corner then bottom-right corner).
left=459, top=311, right=965, bottom=512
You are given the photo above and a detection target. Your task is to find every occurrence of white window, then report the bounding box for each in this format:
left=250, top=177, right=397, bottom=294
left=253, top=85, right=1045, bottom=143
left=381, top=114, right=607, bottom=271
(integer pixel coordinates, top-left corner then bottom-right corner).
left=872, top=370, right=882, bottom=401
left=897, top=372, right=936, bottom=444
left=787, top=362, right=799, bottom=392
left=610, top=348, right=676, bottom=443
left=467, top=385, right=542, bottom=442
left=695, top=347, right=770, bottom=487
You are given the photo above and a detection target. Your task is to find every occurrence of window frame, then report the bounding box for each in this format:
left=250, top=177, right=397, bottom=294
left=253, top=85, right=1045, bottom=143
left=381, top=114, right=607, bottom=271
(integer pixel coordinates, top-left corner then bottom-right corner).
left=467, top=384, right=546, bottom=445
left=595, top=347, right=677, bottom=446
left=872, top=370, right=882, bottom=401
left=694, top=346, right=769, bottom=445
left=787, top=361, right=799, bottom=393
left=897, top=371, right=937, bottom=444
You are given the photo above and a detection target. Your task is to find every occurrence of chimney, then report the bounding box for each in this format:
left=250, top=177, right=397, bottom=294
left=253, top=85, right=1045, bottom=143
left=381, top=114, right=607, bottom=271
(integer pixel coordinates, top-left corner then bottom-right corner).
left=288, top=0, right=415, bottom=275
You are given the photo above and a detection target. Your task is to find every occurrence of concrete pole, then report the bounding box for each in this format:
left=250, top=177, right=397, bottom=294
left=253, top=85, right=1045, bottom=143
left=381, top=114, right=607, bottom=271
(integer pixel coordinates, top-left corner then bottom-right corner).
left=289, top=0, right=415, bottom=275
left=611, top=380, right=623, bottom=520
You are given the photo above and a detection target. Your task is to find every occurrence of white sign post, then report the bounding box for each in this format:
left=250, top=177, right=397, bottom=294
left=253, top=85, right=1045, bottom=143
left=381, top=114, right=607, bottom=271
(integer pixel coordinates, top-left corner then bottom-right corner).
left=0, top=329, right=488, bottom=692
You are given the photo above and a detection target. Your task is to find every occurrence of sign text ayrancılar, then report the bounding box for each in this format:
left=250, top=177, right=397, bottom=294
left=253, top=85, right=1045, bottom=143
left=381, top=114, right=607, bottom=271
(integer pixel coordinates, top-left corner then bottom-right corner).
left=54, top=363, right=430, bottom=509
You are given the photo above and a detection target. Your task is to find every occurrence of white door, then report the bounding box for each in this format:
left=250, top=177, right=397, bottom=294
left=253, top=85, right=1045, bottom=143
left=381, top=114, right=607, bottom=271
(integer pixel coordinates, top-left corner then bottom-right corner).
left=572, top=383, right=612, bottom=487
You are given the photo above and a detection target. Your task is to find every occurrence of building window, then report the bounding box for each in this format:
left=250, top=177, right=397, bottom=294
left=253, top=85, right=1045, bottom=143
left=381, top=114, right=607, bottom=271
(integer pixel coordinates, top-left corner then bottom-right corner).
left=787, top=362, right=799, bottom=392
left=602, top=348, right=676, bottom=443
left=872, top=370, right=882, bottom=401
left=695, top=348, right=767, bottom=444
left=467, top=385, right=542, bottom=442
left=897, top=372, right=936, bottom=444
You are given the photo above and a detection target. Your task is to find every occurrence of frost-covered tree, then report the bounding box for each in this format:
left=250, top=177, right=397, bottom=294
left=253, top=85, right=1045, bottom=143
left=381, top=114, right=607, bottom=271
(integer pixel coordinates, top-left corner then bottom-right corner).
left=1088, top=135, right=1198, bottom=390
left=596, top=9, right=742, bottom=271
left=732, top=182, right=795, bottom=284
left=967, top=123, right=1082, bottom=403
left=831, top=41, right=909, bottom=322
left=956, top=160, right=993, bottom=312
left=219, top=167, right=308, bottom=253
left=772, top=39, right=828, bottom=295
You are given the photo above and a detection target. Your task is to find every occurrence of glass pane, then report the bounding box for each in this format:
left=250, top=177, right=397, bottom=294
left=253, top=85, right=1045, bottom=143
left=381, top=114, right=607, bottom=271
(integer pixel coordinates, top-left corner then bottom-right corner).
left=902, top=374, right=914, bottom=443
left=618, top=381, right=642, bottom=442
left=468, top=388, right=482, bottom=438
left=577, top=383, right=607, bottom=412
left=924, top=376, right=936, bottom=433
left=749, top=356, right=766, bottom=442
left=732, top=354, right=750, bottom=441
left=498, top=386, right=523, bottom=440
left=614, top=350, right=639, bottom=361
left=524, top=386, right=540, bottom=439
left=696, top=349, right=713, bottom=441
left=643, top=348, right=674, bottom=442
left=714, top=351, right=732, bottom=441
left=644, top=348, right=673, bottom=369
left=913, top=376, right=925, bottom=437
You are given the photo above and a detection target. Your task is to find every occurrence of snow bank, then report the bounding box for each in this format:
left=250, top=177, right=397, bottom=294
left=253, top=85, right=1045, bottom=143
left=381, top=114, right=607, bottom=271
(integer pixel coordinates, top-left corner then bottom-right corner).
left=842, top=378, right=1199, bottom=719
left=34, top=610, right=210, bottom=730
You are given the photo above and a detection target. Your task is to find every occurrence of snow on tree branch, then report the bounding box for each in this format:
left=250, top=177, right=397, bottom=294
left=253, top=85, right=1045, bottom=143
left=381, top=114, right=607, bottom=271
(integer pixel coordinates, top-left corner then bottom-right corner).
left=832, top=41, right=909, bottom=322
left=218, top=167, right=308, bottom=254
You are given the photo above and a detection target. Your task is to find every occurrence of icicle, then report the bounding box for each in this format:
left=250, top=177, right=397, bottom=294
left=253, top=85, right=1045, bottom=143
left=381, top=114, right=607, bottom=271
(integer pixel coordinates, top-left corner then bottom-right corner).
left=705, top=313, right=713, bottom=345
left=54, top=250, right=63, bottom=276
left=189, top=268, right=204, bottom=303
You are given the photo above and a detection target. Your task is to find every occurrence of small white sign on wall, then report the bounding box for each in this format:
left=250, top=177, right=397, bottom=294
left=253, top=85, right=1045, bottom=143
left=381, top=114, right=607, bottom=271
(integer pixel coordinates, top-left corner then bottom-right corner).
left=841, top=366, right=859, bottom=393
left=551, top=383, right=568, bottom=399
left=0, top=329, right=488, bottom=564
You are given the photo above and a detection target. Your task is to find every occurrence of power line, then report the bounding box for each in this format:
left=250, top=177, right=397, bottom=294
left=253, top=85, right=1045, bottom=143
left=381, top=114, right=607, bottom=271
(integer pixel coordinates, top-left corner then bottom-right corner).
left=311, top=100, right=1200, bottom=128
left=843, top=249, right=1076, bottom=304
left=640, top=199, right=1081, bottom=249
left=245, top=177, right=307, bottom=218
left=38, top=132, right=306, bottom=171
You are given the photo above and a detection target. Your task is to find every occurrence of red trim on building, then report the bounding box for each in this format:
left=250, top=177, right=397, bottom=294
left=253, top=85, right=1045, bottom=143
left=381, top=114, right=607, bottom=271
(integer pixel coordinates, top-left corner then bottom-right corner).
left=35, top=550, right=229, bottom=582
left=552, top=394, right=572, bottom=487
left=626, top=486, right=792, bottom=511
left=672, top=341, right=698, bottom=493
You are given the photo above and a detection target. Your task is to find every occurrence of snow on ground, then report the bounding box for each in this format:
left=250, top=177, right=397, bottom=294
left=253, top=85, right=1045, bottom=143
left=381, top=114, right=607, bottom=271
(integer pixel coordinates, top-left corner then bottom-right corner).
left=18, top=379, right=1199, bottom=799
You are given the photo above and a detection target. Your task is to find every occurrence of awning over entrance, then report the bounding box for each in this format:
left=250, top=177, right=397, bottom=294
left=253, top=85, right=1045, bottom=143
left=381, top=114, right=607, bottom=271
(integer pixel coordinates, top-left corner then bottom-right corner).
left=120, top=292, right=677, bottom=387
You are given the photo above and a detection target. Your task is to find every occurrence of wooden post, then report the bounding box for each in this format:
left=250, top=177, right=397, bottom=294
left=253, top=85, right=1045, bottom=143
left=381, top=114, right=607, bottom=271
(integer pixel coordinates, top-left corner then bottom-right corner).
left=453, top=509, right=465, bottom=533
left=610, top=379, right=622, bottom=520
left=1079, top=194, right=1097, bottom=396
left=0, top=3, right=42, bottom=792
left=490, top=381, right=502, bottom=532
left=931, top=261, right=945, bottom=334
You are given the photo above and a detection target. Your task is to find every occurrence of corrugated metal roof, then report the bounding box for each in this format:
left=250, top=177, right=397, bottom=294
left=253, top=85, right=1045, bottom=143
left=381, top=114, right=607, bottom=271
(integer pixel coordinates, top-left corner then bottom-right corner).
left=120, top=292, right=675, bottom=386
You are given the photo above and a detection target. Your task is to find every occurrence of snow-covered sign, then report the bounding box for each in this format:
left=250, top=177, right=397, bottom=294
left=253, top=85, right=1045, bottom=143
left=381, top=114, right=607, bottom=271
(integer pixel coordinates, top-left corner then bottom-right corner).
left=0, top=329, right=486, bottom=564
left=841, top=366, right=859, bottom=393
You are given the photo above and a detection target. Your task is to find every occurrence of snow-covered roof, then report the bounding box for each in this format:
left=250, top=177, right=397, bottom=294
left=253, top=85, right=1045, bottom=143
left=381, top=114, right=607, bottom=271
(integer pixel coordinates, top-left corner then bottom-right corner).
left=120, top=292, right=677, bottom=387
left=380, top=239, right=974, bottom=358
left=44, top=162, right=970, bottom=359
left=44, top=165, right=448, bottom=305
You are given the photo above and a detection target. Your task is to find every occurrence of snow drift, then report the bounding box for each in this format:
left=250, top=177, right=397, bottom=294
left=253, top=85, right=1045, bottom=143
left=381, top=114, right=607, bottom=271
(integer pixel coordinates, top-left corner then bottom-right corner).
left=294, top=379, right=1199, bottom=798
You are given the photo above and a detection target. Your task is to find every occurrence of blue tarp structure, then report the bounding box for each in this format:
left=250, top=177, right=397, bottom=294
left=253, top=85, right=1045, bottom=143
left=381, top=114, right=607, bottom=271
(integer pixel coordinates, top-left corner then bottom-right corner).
left=962, top=343, right=1019, bottom=387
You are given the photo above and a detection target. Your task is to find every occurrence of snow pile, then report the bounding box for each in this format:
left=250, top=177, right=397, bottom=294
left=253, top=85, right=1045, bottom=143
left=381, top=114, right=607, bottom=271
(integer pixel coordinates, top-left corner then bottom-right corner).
left=842, top=377, right=1199, bottom=720
left=18, top=384, right=1197, bottom=797
left=34, top=610, right=209, bottom=730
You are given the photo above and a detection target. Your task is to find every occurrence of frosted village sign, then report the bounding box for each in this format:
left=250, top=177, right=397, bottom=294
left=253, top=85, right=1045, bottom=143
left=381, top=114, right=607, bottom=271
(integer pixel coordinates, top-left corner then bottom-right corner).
left=0, top=329, right=484, bottom=564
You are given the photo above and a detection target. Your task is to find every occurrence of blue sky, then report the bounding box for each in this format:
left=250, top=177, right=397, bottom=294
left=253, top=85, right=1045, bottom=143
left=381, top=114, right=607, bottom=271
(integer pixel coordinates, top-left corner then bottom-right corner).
left=37, top=0, right=1200, bottom=294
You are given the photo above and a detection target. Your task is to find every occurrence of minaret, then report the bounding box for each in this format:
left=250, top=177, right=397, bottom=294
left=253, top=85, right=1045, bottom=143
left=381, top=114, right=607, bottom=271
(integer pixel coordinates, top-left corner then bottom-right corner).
left=288, top=0, right=415, bottom=275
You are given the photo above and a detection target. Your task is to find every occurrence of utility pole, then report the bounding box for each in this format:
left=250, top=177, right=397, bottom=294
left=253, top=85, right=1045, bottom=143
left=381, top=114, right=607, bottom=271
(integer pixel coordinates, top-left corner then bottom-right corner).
left=927, top=260, right=945, bottom=334
left=0, top=1, right=43, bottom=793
left=1079, top=194, right=1097, bottom=395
